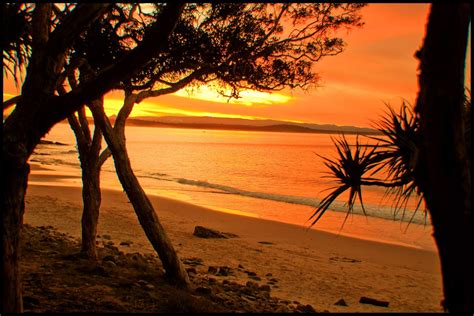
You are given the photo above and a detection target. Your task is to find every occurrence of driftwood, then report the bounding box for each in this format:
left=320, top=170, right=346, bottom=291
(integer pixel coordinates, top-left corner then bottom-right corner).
left=193, top=226, right=238, bottom=239
left=359, top=296, right=389, bottom=307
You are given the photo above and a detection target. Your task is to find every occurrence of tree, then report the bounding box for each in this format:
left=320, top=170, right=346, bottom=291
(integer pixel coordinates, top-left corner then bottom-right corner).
left=2, top=2, right=366, bottom=312
left=2, top=3, right=185, bottom=312
left=68, top=1, right=366, bottom=268
left=310, top=3, right=471, bottom=312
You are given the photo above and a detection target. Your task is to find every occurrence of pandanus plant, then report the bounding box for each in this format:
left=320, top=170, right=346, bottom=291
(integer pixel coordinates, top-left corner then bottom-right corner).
left=310, top=100, right=425, bottom=227
left=312, top=90, right=470, bottom=228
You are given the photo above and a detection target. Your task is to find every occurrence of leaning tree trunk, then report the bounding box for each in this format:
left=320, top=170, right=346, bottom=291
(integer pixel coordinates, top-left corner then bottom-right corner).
left=68, top=107, right=106, bottom=259
left=414, top=4, right=471, bottom=313
left=88, top=97, right=191, bottom=289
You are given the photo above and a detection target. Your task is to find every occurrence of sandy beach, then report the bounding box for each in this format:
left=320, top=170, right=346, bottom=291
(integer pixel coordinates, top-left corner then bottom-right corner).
left=24, top=164, right=444, bottom=312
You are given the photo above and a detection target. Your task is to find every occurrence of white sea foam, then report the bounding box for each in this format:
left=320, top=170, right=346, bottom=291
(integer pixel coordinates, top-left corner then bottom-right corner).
left=173, top=177, right=427, bottom=225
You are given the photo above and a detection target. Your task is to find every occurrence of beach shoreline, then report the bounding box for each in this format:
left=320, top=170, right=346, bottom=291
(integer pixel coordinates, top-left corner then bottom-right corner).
left=24, top=164, right=444, bottom=312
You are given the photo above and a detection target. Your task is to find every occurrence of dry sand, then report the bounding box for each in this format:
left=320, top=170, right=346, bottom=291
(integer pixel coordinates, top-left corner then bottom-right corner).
left=24, top=164, right=444, bottom=312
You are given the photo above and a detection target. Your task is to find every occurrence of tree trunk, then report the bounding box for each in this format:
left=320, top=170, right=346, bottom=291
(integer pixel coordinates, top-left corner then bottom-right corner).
left=1, top=159, right=29, bottom=312
left=80, top=161, right=101, bottom=259
left=88, top=98, right=191, bottom=289
left=414, top=4, right=471, bottom=312
left=67, top=105, right=104, bottom=260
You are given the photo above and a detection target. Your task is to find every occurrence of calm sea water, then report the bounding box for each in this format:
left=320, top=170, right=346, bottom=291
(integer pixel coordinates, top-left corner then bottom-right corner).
left=31, top=122, right=436, bottom=251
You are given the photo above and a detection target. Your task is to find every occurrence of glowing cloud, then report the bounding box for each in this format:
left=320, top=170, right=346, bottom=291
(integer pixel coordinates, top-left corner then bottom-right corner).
left=173, top=85, right=291, bottom=106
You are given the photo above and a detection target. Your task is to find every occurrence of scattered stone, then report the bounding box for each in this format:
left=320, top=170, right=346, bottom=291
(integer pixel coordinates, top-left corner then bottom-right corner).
left=183, top=257, right=204, bottom=266
left=102, top=255, right=116, bottom=263
left=102, top=234, right=112, bottom=240
left=137, top=280, right=148, bottom=286
left=359, top=296, right=389, bottom=307
left=237, top=264, right=245, bottom=269
left=217, top=266, right=232, bottom=276
left=246, top=281, right=258, bottom=288
left=269, top=278, right=278, bottom=283
left=23, top=296, right=40, bottom=307
left=208, top=266, right=218, bottom=274
left=193, top=226, right=238, bottom=239
left=119, top=241, right=132, bottom=246
left=249, top=276, right=261, bottom=281
left=106, top=241, right=114, bottom=246
left=258, top=241, right=274, bottom=245
left=195, top=286, right=212, bottom=295
left=144, top=284, right=155, bottom=291
left=259, top=285, right=271, bottom=292
left=186, top=267, right=197, bottom=275
left=208, top=278, right=217, bottom=284
left=296, top=304, right=317, bottom=313
left=265, top=273, right=273, bottom=277
left=104, top=261, right=117, bottom=268
left=334, top=298, right=348, bottom=306
left=245, top=271, right=257, bottom=276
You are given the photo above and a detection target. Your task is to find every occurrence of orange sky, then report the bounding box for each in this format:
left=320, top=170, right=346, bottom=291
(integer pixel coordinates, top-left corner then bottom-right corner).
left=3, top=4, right=471, bottom=128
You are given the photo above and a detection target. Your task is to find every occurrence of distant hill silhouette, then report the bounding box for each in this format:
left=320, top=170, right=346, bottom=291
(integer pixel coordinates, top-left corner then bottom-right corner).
left=110, top=115, right=382, bottom=135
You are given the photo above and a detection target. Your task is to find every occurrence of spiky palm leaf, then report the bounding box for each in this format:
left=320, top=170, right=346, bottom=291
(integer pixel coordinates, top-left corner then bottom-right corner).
left=310, top=135, right=380, bottom=227
left=370, top=101, right=424, bottom=221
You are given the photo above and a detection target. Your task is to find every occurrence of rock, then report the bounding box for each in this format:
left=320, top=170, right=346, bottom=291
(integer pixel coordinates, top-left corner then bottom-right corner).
left=106, top=241, right=114, bottom=246
left=23, top=296, right=40, bottom=307
left=183, top=257, right=204, bottom=266
left=245, top=271, right=257, bottom=276
left=275, top=305, right=289, bottom=313
left=208, top=277, right=217, bottom=284
left=265, top=273, right=273, bottom=277
left=246, top=281, right=258, bottom=288
left=102, top=234, right=112, bottom=240
left=119, top=241, right=132, bottom=246
left=217, top=266, right=232, bottom=276
left=186, top=267, right=197, bottom=275
left=208, top=266, right=218, bottom=274
left=296, top=304, right=317, bottom=313
left=238, top=264, right=245, bottom=269
left=195, top=286, right=212, bottom=295
left=193, top=226, right=238, bottom=239
left=144, top=284, right=155, bottom=291
left=334, top=298, right=348, bottom=306
left=137, top=279, right=148, bottom=286
left=104, top=261, right=117, bottom=268
left=249, top=276, right=261, bottom=281
left=259, top=285, right=271, bottom=292
left=102, top=255, right=116, bottom=263
left=359, top=296, right=389, bottom=307
left=258, top=241, right=274, bottom=245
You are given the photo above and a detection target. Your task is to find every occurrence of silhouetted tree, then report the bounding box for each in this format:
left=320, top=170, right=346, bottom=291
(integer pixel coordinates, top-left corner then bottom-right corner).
left=311, top=3, right=471, bottom=312
left=1, top=3, right=185, bottom=312
left=70, top=2, right=366, bottom=265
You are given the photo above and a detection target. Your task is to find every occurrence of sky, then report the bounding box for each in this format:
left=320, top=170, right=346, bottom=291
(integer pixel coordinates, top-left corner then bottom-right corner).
left=3, top=4, right=471, bottom=128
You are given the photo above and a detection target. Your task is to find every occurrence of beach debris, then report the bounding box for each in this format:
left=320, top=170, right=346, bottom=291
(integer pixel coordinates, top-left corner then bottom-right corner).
left=258, top=241, right=274, bottom=245
left=359, top=296, right=389, bottom=307
left=193, top=226, right=238, bottom=239
left=334, top=298, right=348, bottom=306
left=329, top=256, right=361, bottom=263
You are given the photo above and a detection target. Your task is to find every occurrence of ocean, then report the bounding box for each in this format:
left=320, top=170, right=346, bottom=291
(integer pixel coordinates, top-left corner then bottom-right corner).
left=30, top=122, right=436, bottom=251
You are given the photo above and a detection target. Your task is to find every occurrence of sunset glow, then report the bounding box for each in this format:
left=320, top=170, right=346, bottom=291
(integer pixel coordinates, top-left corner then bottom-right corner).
left=3, top=4, right=471, bottom=128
